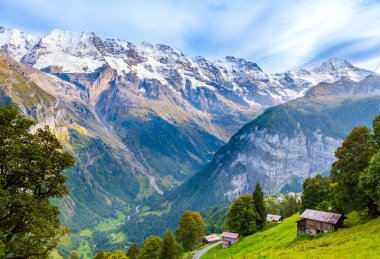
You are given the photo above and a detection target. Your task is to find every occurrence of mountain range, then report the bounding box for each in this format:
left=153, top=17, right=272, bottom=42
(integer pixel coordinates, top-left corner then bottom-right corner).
left=1, top=25, right=379, bottom=251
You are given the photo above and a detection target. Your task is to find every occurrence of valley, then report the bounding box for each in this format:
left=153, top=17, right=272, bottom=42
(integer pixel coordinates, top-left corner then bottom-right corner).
left=0, top=25, right=379, bottom=255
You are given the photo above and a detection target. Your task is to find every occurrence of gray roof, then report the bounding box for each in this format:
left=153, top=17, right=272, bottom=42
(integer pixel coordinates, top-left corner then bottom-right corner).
left=222, top=232, right=239, bottom=239
left=266, top=214, right=282, bottom=221
left=300, top=209, right=343, bottom=224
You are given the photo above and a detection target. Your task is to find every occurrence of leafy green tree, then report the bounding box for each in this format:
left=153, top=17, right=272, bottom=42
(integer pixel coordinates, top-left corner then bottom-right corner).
left=373, top=114, right=380, bottom=147
left=360, top=150, right=380, bottom=215
left=302, top=174, right=331, bottom=211
left=282, top=195, right=301, bottom=217
left=0, top=104, right=74, bottom=258
left=159, top=230, right=182, bottom=259
left=201, top=205, right=228, bottom=234
left=93, top=250, right=128, bottom=259
left=225, top=194, right=258, bottom=236
left=265, top=196, right=281, bottom=215
left=252, top=183, right=266, bottom=229
left=69, top=251, right=80, bottom=259
left=330, top=126, right=375, bottom=214
left=176, top=211, right=205, bottom=251
left=138, top=236, right=162, bottom=259
left=127, top=242, right=140, bottom=259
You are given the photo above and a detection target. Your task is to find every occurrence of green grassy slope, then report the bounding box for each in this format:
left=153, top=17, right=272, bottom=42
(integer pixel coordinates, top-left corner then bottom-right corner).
left=203, top=214, right=380, bottom=258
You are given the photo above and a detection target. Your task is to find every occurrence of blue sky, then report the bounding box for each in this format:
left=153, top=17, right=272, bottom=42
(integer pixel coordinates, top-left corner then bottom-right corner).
left=1, top=0, right=380, bottom=73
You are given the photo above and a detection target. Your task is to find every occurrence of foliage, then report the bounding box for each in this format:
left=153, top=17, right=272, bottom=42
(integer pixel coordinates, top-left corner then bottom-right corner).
left=200, top=205, right=228, bottom=234
left=176, top=211, right=205, bottom=251
left=252, top=183, right=266, bottom=230
left=137, top=236, right=162, bottom=259
left=159, top=230, right=183, bottom=259
left=0, top=104, right=74, bottom=258
left=69, top=251, right=80, bottom=259
left=93, top=249, right=128, bottom=259
left=330, top=126, right=376, bottom=214
left=302, top=174, right=331, bottom=211
left=360, top=150, right=380, bottom=211
left=126, top=242, right=139, bottom=259
left=225, top=194, right=259, bottom=236
left=203, top=214, right=380, bottom=258
left=265, top=193, right=302, bottom=218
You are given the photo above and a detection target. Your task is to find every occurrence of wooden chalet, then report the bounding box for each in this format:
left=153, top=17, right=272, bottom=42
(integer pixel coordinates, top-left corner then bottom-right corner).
left=297, top=209, right=346, bottom=236
left=221, top=232, right=240, bottom=248
left=266, top=214, right=283, bottom=223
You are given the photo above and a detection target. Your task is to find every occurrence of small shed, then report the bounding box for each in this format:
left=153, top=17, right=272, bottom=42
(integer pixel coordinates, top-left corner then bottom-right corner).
left=202, top=235, right=220, bottom=245
left=221, top=232, right=240, bottom=248
left=297, top=209, right=346, bottom=236
left=266, top=214, right=283, bottom=223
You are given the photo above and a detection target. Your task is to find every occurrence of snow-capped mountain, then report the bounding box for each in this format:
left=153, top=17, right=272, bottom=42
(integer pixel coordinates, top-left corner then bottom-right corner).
left=1, top=27, right=376, bottom=121
left=0, top=26, right=37, bottom=60
left=1, top=26, right=379, bottom=234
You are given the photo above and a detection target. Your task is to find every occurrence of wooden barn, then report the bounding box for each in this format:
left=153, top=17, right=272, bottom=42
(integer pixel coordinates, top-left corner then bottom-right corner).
left=221, top=232, right=240, bottom=248
left=297, top=209, right=346, bottom=236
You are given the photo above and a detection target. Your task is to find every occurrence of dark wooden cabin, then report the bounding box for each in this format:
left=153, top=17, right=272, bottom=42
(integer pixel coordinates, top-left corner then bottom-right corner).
left=297, top=209, right=346, bottom=236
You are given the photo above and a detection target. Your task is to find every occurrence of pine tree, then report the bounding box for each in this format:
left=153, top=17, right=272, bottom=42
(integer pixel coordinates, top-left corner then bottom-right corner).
left=176, top=211, right=205, bottom=251
left=252, top=183, right=266, bottom=229
left=159, top=230, right=182, bottom=259
left=225, top=194, right=258, bottom=236
left=127, top=242, right=140, bottom=259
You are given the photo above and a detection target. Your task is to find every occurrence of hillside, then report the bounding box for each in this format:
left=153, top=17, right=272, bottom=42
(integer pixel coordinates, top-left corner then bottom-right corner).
left=202, top=214, right=380, bottom=258
left=164, top=76, right=380, bottom=213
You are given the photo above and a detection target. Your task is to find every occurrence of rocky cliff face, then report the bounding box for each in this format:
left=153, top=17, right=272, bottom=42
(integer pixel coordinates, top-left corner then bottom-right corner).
left=165, top=75, right=380, bottom=212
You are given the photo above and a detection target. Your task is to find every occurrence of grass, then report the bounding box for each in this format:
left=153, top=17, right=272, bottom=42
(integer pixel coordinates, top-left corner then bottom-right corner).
left=95, top=211, right=126, bottom=232
left=202, top=213, right=380, bottom=258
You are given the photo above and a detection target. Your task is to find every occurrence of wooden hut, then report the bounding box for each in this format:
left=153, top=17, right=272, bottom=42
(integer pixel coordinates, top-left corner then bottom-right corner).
left=297, top=209, right=346, bottom=236
left=221, top=232, right=240, bottom=248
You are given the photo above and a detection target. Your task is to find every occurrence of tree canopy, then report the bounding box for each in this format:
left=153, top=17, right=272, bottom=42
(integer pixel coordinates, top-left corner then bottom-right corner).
left=137, top=236, right=162, bottom=259
left=176, top=210, right=205, bottom=251
left=159, top=230, right=182, bottom=259
left=302, top=174, right=331, bottom=212
left=225, top=194, right=259, bottom=236
left=0, top=104, right=74, bottom=258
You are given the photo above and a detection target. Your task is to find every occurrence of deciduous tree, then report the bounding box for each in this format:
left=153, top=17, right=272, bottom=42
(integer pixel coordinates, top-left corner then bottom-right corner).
left=0, top=104, right=74, bottom=258
left=137, top=236, right=162, bottom=259
left=176, top=211, right=205, bottom=251
left=225, top=194, right=258, bottom=236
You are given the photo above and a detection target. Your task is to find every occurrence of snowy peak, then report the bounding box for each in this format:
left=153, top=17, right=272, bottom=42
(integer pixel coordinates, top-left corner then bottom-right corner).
left=21, top=29, right=105, bottom=72
left=0, top=26, right=38, bottom=60
left=310, top=57, right=375, bottom=82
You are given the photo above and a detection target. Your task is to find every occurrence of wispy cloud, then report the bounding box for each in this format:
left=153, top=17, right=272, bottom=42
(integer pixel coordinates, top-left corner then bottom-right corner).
left=0, top=0, right=379, bottom=72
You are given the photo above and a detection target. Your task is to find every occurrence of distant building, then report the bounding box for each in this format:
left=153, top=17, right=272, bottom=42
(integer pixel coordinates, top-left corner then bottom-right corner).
left=221, top=232, right=240, bottom=248
left=266, top=214, right=283, bottom=223
left=202, top=235, right=220, bottom=245
left=297, top=209, right=346, bottom=236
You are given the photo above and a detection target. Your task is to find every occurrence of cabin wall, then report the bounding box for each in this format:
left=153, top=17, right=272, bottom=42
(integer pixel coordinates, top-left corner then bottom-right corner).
left=297, top=219, right=335, bottom=235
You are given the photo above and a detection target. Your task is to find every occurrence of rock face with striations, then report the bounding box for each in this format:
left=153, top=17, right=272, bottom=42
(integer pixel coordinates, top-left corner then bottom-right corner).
left=166, top=75, right=380, bottom=213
